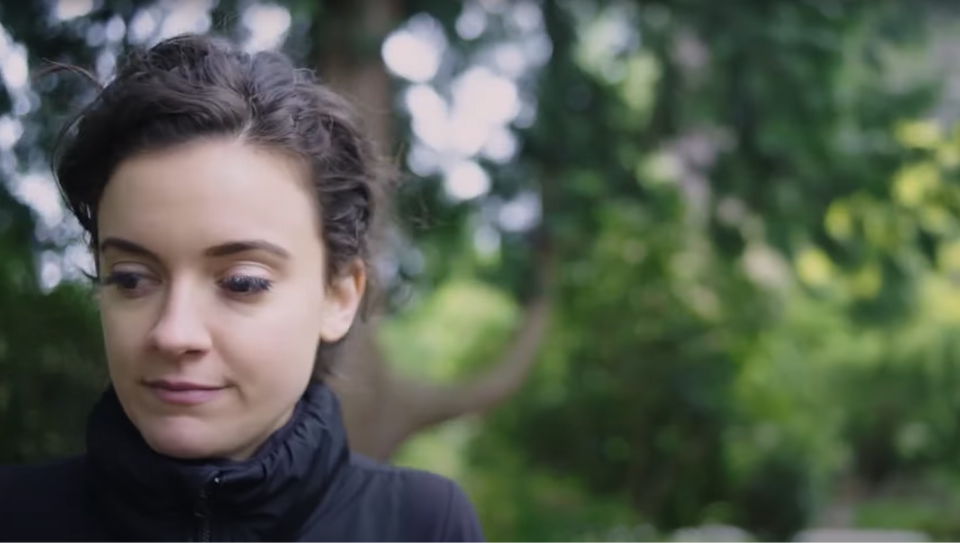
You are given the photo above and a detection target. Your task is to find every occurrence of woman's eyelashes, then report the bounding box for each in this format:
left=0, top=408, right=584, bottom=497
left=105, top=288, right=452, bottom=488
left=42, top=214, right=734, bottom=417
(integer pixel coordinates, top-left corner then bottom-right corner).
left=217, top=275, right=273, bottom=296
left=100, top=270, right=273, bottom=298
left=101, top=270, right=155, bottom=296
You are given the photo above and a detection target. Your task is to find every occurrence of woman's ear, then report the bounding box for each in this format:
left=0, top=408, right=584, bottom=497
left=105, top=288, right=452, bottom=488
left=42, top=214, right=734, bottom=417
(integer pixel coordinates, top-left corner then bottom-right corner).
left=318, top=261, right=366, bottom=343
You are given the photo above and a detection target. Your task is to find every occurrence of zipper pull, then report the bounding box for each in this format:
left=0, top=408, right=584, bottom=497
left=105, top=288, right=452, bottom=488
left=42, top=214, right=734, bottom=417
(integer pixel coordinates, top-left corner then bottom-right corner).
left=193, top=475, right=221, bottom=542
left=195, top=476, right=222, bottom=514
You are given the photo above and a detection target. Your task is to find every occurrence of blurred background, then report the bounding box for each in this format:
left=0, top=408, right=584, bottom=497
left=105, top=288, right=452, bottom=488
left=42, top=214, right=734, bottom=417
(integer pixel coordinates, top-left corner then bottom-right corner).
left=6, top=0, right=960, bottom=541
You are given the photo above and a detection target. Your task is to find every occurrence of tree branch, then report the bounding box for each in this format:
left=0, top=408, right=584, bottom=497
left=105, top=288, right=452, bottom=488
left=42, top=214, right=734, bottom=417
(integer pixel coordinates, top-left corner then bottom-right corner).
left=332, top=288, right=552, bottom=461
left=331, top=232, right=555, bottom=461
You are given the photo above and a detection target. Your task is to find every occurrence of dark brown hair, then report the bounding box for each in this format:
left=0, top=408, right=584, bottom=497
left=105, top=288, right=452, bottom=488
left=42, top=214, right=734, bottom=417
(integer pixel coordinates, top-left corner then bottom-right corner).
left=52, top=33, right=390, bottom=378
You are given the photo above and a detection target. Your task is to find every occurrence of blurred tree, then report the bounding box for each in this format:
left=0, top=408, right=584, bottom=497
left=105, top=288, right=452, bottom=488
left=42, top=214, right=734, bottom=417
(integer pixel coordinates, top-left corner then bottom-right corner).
left=306, top=0, right=556, bottom=461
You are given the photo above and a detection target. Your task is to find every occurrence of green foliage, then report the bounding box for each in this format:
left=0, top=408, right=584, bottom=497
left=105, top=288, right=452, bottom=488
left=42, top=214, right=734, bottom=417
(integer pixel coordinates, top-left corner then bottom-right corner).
left=463, top=429, right=649, bottom=542
left=461, top=194, right=774, bottom=532
left=0, top=191, right=104, bottom=461
left=380, top=279, right=520, bottom=382
left=853, top=486, right=960, bottom=542
left=0, top=279, right=105, bottom=462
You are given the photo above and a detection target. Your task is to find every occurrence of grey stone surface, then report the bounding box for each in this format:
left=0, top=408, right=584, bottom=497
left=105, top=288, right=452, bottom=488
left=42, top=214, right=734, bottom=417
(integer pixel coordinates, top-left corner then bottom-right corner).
left=793, top=528, right=929, bottom=542
left=672, top=524, right=755, bottom=542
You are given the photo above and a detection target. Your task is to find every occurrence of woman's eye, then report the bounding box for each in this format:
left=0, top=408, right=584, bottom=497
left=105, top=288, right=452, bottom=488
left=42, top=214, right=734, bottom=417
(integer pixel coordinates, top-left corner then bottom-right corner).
left=219, top=275, right=272, bottom=295
left=102, top=271, right=148, bottom=292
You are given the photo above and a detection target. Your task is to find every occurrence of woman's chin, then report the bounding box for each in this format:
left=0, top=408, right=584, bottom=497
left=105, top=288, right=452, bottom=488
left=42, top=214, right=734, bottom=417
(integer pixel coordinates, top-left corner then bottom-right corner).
left=137, top=417, right=229, bottom=460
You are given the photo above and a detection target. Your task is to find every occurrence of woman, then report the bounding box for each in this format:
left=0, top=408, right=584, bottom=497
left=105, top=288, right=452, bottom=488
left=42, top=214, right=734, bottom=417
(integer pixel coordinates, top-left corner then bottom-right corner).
left=0, top=34, right=484, bottom=542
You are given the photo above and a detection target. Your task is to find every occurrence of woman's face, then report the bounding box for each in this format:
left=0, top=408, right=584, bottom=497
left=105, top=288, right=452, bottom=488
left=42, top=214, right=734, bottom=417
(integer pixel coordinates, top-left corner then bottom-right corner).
left=96, top=138, right=364, bottom=460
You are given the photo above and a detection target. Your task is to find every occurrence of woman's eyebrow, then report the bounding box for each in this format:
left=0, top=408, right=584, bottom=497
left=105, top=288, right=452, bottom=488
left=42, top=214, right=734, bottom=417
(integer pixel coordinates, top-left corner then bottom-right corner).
left=100, top=237, right=159, bottom=260
left=99, top=237, right=291, bottom=260
left=204, top=240, right=291, bottom=260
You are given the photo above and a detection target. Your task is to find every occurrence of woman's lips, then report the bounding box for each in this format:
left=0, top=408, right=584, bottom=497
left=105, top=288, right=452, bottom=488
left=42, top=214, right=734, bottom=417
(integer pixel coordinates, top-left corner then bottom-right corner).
left=145, top=379, right=225, bottom=406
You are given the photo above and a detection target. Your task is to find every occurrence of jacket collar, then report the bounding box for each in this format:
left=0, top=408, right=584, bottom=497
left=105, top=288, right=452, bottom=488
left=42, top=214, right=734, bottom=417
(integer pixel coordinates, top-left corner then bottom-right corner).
left=84, top=382, right=350, bottom=541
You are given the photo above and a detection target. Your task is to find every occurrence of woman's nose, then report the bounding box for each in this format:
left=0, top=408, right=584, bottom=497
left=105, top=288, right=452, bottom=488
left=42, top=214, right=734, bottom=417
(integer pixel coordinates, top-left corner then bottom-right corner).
left=148, top=287, right=213, bottom=359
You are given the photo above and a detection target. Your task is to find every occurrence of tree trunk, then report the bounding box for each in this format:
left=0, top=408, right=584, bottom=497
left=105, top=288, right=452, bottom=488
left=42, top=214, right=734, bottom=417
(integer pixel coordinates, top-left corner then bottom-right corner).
left=311, top=0, right=553, bottom=462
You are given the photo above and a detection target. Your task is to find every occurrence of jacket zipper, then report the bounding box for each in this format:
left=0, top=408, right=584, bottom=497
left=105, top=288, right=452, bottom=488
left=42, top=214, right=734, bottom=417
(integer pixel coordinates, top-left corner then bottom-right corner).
left=193, top=475, right=221, bottom=542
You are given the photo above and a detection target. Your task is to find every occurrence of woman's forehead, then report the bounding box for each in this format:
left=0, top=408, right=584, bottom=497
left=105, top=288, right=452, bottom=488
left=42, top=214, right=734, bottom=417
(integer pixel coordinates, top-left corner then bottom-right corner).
left=97, top=139, right=323, bottom=257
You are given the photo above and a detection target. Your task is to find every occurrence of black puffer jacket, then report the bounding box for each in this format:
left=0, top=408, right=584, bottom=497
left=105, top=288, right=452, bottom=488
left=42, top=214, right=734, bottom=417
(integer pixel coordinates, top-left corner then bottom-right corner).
left=0, top=383, right=485, bottom=542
